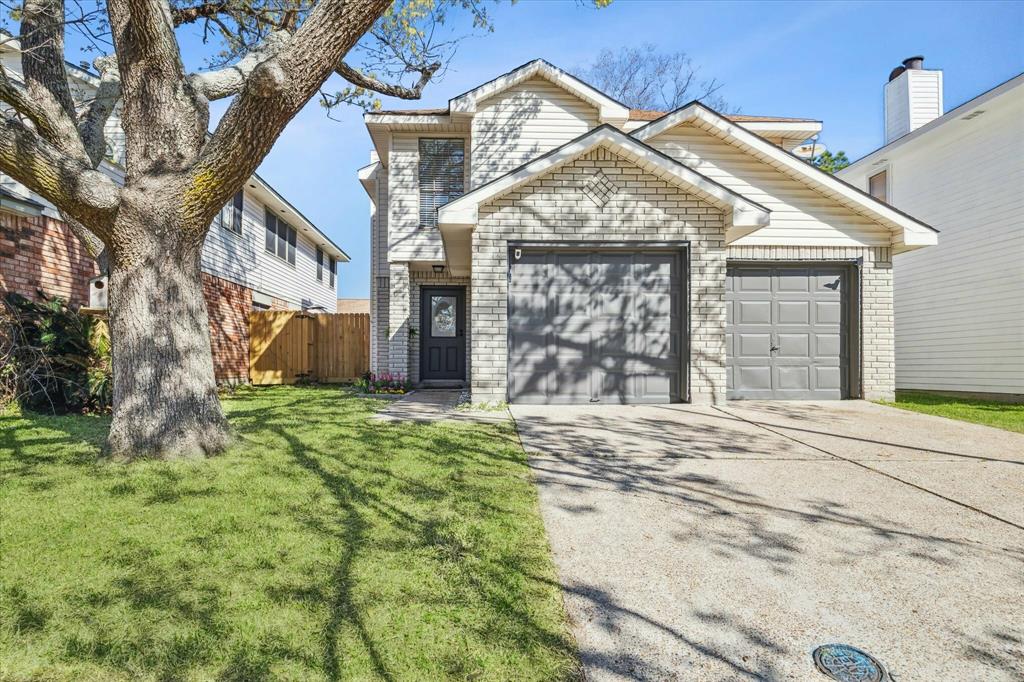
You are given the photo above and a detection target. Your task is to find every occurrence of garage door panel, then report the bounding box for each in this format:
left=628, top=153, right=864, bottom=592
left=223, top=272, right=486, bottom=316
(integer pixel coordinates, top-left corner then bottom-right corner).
left=777, top=333, right=810, bottom=358
left=776, top=365, right=810, bottom=390
left=738, top=300, right=772, bottom=325
left=777, top=300, right=810, bottom=324
left=815, top=366, right=842, bottom=391
left=508, top=248, right=683, bottom=404
left=737, top=366, right=772, bottom=391
left=814, top=333, right=841, bottom=358
left=735, top=269, right=771, bottom=292
left=737, top=333, right=772, bottom=358
left=777, top=269, right=811, bottom=292
left=815, top=300, right=842, bottom=325
left=727, top=264, right=849, bottom=400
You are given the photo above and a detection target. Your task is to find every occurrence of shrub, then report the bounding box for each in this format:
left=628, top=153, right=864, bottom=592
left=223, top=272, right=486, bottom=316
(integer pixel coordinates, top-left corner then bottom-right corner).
left=356, top=371, right=411, bottom=395
left=0, top=292, right=112, bottom=414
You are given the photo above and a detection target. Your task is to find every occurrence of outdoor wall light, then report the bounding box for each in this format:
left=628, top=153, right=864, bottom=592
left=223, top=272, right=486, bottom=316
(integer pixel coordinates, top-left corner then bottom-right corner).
left=432, top=264, right=445, bottom=274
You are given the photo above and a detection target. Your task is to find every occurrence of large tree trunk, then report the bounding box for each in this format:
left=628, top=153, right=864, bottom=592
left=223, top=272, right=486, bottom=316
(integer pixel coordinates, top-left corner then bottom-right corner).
left=105, top=192, right=230, bottom=460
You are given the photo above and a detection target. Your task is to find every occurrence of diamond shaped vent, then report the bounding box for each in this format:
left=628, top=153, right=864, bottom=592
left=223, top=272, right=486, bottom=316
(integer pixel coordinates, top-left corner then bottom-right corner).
left=581, top=170, right=619, bottom=208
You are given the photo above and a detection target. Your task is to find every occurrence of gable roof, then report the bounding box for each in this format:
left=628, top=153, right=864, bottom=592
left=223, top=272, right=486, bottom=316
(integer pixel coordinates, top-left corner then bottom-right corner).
left=447, top=59, right=630, bottom=123
left=438, top=124, right=769, bottom=228
left=632, top=101, right=938, bottom=248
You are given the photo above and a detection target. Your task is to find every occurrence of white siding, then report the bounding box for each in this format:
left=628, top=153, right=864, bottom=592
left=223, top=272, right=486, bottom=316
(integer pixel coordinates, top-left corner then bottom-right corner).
left=841, top=84, right=1024, bottom=394
left=648, top=124, right=892, bottom=247
left=387, top=133, right=468, bottom=262
left=470, top=76, right=599, bottom=188
left=201, top=191, right=337, bottom=310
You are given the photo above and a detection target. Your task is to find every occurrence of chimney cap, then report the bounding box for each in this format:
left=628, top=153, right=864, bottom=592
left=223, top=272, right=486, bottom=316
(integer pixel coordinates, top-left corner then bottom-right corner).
left=888, top=66, right=906, bottom=82
left=902, top=55, right=925, bottom=70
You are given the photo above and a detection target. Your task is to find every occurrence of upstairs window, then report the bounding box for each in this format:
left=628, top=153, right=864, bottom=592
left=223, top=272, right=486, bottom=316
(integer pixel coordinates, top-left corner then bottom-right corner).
left=218, top=190, right=244, bottom=235
left=868, top=170, right=888, bottom=204
left=419, top=138, right=464, bottom=228
left=329, top=256, right=336, bottom=288
left=316, top=247, right=324, bottom=281
left=265, top=209, right=296, bottom=265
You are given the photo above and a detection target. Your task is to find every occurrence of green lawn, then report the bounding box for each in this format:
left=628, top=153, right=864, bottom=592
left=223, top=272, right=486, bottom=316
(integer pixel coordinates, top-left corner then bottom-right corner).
left=878, top=390, right=1024, bottom=433
left=0, top=386, right=577, bottom=681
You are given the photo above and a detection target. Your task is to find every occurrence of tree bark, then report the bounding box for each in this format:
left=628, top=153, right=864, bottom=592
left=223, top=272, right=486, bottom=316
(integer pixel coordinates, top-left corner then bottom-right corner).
left=105, top=187, right=230, bottom=460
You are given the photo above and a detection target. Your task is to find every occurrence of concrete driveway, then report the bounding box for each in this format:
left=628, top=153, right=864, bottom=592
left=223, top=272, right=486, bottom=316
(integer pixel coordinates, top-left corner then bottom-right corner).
left=510, top=400, right=1024, bottom=681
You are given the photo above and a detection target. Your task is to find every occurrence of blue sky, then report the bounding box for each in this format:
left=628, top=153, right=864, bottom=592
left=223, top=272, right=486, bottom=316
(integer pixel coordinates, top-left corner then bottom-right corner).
left=198, top=0, right=1024, bottom=298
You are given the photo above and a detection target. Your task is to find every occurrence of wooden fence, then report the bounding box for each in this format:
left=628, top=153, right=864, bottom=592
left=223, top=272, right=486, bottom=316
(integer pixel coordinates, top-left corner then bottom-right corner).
left=249, top=311, right=369, bottom=385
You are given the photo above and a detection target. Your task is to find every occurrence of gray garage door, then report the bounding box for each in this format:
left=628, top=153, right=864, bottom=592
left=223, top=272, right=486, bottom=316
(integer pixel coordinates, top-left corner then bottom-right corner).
left=726, top=264, right=849, bottom=400
left=508, top=248, right=684, bottom=404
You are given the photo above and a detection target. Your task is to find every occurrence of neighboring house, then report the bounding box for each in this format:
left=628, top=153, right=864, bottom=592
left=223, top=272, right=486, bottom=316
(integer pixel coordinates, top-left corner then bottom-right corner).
left=359, top=59, right=937, bottom=404
left=0, top=39, right=348, bottom=384
left=337, top=298, right=371, bottom=314
left=840, top=61, right=1024, bottom=401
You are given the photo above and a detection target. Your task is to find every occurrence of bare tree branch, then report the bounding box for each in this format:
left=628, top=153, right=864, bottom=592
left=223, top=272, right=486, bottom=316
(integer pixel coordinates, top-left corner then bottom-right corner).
left=334, top=60, right=440, bottom=100
left=187, top=28, right=289, bottom=100
left=77, top=54, right=120, bottom=166
left=17, top=0, right=91, bottom=159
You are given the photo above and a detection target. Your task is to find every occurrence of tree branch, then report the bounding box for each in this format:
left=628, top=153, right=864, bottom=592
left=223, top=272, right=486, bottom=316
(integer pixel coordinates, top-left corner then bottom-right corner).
left=17, top=0, right=91, bottom=161
left=187, top=29, right=290, bottom=100
left=77, top=54, right=121, bottom=167
left=186, top=0, right=390, bottom=231
left=0, top=115, right=120, bottom=232
left=334, top=60, right=440, bottom=100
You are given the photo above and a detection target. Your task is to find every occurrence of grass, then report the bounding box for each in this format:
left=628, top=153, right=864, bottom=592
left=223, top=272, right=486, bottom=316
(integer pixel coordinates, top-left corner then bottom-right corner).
left=878, top=390, right=1024, bottom=433
left=0, top=386, right=577, bottom=681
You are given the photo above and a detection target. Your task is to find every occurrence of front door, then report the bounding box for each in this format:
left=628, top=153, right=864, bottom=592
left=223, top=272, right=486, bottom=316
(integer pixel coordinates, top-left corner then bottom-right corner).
left=420, top=286, right=466, bottom=381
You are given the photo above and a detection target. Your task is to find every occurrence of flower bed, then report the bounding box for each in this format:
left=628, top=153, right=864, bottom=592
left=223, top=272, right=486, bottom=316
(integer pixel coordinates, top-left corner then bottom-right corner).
left=356, top=371, right=411, bottom=395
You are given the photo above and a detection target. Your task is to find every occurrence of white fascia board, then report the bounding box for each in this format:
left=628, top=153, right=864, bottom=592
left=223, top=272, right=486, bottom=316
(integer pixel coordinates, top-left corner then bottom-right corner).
left=357, top=161, right=379, bottom=198
left=439, top=126, right=769, bottom=228
left=739, top=120, right=823, bottom=137
left=633, top=104, right=938, bottom=242
left=364, top=114, right=452, bottom=126
left=448, top=59, right=630, bottom=124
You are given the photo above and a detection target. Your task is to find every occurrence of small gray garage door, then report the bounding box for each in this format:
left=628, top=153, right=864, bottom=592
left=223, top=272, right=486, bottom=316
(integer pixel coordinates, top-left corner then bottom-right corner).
left=726, top=264, right=850, bottom=400
left=508, top=248, right=684, bottom=404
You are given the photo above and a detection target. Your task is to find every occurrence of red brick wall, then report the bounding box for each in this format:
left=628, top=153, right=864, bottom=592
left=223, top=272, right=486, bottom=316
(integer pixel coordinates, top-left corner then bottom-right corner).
left=202, top=273, right=252, bottom=384
left=0, top=211, right=99, bottom=305
left=2, top=211, right=253, bottom=384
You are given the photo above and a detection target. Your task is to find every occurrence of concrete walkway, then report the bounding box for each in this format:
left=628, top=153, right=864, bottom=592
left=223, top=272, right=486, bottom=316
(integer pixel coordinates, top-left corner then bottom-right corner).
left=373, top=389, right=507, bottom=424
left=511, top=400, right=1024, bottom=681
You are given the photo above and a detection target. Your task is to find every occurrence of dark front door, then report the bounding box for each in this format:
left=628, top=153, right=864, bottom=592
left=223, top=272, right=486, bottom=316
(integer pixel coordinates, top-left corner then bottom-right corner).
left=420, top=286, right=466, bottom=381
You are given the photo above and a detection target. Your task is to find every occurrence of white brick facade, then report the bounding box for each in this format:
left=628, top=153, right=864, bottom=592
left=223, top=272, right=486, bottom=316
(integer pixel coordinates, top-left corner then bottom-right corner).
left=471, top=147, right=728, bottom=403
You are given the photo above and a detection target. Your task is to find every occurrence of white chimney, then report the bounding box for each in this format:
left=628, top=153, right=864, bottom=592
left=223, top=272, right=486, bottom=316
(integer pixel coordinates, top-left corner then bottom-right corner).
left=884, top=56, right=943, bottom=143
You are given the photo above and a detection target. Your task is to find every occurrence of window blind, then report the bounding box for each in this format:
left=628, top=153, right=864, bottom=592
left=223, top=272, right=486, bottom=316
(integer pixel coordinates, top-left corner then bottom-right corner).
left=419, top=138, right=465, bottom=228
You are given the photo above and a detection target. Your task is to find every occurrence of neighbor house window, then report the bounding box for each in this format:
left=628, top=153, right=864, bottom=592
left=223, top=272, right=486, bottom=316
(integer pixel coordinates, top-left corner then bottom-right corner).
left=316, top=247, right=324, bottom=281
left=217, top=190, right=244, bottom=235
left=868, top=170, right=888, bottom=203
left=265, top=209, right=296, bottom=265
left=419, top=138, right=464, bottom=228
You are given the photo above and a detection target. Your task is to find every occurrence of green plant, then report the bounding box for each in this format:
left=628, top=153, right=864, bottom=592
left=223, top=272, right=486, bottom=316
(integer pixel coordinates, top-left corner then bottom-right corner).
left=1, top=292, right=112, bottom=414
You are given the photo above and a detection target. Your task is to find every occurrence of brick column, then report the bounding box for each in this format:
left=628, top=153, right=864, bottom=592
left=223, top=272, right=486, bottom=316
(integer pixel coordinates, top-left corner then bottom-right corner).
left=387, top=263, right=410, bottom=377
left=688, top=241, right=728, bottom=404
left=861, top=248, right=895, bottom=401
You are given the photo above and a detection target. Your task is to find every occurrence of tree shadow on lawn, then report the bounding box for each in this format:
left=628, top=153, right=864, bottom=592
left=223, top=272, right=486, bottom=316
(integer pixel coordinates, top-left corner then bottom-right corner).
left=2, top=387, right=579, bottom=681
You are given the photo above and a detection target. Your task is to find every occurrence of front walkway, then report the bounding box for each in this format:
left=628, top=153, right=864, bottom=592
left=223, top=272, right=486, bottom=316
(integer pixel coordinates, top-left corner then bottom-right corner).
left=511, top=400, right=1024, bottom=681
left=373, top=389, right=507, bottom=424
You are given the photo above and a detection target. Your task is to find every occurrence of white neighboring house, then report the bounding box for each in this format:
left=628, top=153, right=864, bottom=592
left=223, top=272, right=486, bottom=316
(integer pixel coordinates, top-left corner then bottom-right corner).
left=359, top=59, right=937, bottom=404
left=840, top=60, right=1024, bottom=400
left=0, top=38, right=348, bottom=314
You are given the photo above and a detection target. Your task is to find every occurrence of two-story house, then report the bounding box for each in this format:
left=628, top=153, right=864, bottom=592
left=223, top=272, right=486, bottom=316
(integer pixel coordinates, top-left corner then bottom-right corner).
left=840, top=60, right=1023, bottom=401
left=360, top=59, right=937, bottom=404
left=0, top=38, right=348, bottom=384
